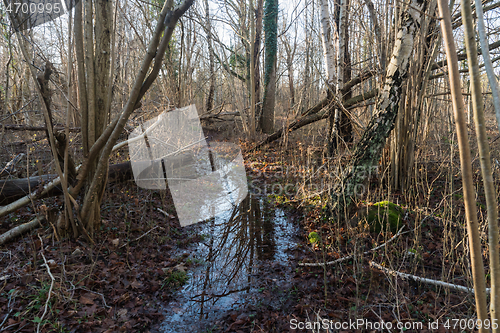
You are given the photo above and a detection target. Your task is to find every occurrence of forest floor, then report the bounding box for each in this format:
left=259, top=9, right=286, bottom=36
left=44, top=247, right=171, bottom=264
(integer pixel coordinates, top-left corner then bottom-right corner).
left=1, top=117, right=500, bottom=332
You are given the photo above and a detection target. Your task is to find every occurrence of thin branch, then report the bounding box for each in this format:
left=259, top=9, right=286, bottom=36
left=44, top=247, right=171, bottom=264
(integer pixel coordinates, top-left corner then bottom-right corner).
left=299, top=226, right=408, bottom=267
left=37, top=235, right=55, bottom=333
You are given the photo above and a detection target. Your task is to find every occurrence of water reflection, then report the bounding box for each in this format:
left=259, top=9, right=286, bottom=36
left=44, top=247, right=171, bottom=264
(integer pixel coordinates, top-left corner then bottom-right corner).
left=161, top=194, right=296, bottom=332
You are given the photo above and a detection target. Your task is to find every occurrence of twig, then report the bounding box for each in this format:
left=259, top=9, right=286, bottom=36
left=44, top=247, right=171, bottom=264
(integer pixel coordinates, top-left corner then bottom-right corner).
left=119, top=226, right=160, bottom=248
left=157, top=208, right=170, bottom=217
left=66, top=287, right=111, bottom=308
left=37, top=235, right=55, bottom=333
left=49, top=222, right=60, bottom=242
left=0, top=275, right=10, bottom=282
left=299, top=226, right=408, bottom=267
left=369, top=261, right=491, bottom=294
left=0, top=289, right=16, bottom=330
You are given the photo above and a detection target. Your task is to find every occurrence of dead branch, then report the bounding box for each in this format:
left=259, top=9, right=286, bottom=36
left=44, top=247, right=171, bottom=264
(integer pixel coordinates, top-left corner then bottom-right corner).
left=37, top=234, right=55, bottom=333
left=299, top=226, right=410, bottom=267
left=341, top=68, right=377, bottom=94
left=0, top=153, right=25, bottom=178
left=431, top=40, right=500, bottom=71
left=200, top=112, right=241, bottom=121
left=120, top=226, right=161, bottom=248
left=369, top=261, right=490, bottom=294
left=248, top=89, right=378, bottom=152
left=299, top=226, right=408, bottom=267
left=0, top=216, right=45, bottom=245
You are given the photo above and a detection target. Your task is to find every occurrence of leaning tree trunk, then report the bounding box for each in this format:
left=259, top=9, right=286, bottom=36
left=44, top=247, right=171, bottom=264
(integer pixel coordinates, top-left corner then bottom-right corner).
left=389, top=0, right=439, bottom=191
left=260, top=0, right=278, bottom=134
left=332, top=0, right=429, bottom=214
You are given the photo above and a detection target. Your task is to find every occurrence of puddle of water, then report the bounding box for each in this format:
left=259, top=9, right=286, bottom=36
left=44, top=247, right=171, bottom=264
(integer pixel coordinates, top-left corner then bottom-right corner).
left=159, top=194, right=298, bottom=332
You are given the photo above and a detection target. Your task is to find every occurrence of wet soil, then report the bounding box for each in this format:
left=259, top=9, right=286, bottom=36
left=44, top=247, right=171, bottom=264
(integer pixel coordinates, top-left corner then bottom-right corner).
left=158, top=195, right=300, bottom=332
left=3, top=124, right=500, bottom=332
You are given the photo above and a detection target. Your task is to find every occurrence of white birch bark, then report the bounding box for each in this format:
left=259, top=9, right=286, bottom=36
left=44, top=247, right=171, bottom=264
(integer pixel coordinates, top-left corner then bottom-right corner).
left=320, top=0, right=337, bottom=89
left=338, top=0, right=347, bottom=90
left=474, top=0, right=500, bottom=133
left=333, top=0, right=428, bottom=209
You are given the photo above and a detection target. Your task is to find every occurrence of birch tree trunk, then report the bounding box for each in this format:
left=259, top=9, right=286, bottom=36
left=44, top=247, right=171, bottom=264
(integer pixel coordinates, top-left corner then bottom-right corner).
left=474, top=0, right=500, bottom=131
left=320, top=0, right=338, bottom=153
left=321, top=0, right=352, bottom=153
left=332, top=0, right=429, bottom=213
left=320, top=0, right=337, bottom=86
left=437, top=0, right=489, bottom=329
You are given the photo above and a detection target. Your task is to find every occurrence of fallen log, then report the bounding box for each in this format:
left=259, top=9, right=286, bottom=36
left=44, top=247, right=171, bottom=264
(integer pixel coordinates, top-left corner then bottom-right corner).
left=248, top=110, right=329, bottom=152
left=0, top=162, right=133, bottom=205
left=200, top=112, right=240, bottom=121
left=0, top=124, right=80, bottom=132
left=248, top=89, right=378, bottom=152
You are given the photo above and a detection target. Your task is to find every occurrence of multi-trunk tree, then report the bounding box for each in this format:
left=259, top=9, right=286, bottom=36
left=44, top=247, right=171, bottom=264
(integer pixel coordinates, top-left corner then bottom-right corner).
left=3, top=0, right=194, bottom=239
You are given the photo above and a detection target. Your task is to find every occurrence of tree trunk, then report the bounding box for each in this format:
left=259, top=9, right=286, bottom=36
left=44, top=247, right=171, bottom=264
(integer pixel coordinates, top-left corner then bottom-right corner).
left=204, top=0, right=215, bottom=113
left=260, top=0, right=278, bottom=134
left=437, top=0, right=489, bottom=329
left=249, top=0, right=257, bottom=136
left=320, top=0, right=338, bottom=153
left=77, top=0, right=194, bottom=234
left=254, top=0, right=264, bottom=123
left=77, top=0, right=113, bottom=235
left=336, top=0, right=353, bottom=145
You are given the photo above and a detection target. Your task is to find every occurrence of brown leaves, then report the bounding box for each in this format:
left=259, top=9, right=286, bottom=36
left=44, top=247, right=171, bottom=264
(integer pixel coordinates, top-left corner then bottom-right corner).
left=79, top=294, right=95, bottom=305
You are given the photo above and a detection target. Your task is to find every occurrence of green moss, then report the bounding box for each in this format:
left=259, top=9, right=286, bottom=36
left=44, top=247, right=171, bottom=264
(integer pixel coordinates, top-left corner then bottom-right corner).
left=365, top=201, right=404, bottom=233
left=308, top=231, right=320, bottom=244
